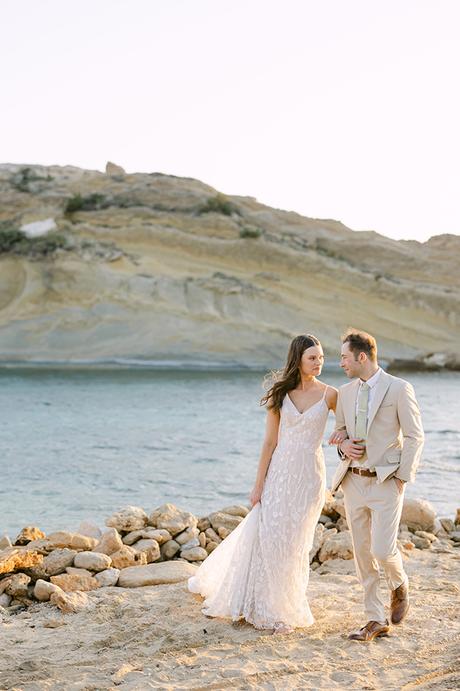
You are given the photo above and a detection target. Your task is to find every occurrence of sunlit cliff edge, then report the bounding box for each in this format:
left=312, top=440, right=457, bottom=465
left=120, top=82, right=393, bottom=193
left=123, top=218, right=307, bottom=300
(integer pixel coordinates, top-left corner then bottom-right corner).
left=0, top=163, right=459, bottom=369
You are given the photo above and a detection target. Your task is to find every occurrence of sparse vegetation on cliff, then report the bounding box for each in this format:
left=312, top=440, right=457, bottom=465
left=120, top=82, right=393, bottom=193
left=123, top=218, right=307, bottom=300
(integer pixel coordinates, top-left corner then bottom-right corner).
left=65, top=193, right=109, bottom=214
left=199, top=194, right=236, bottom=216
left=0, top=225, right=68, bottom=257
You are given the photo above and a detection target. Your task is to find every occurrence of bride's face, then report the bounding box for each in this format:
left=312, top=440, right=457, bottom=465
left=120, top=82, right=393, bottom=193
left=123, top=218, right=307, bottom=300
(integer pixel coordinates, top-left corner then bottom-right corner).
left=300, top=345, right=324, bottom=377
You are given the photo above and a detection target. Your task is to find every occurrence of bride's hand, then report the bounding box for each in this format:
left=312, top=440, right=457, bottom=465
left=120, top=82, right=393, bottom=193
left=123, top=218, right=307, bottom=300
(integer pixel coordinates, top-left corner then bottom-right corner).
left=328, top=430, right=348, bottom=445
left=249, top=484, right=263, bottom=507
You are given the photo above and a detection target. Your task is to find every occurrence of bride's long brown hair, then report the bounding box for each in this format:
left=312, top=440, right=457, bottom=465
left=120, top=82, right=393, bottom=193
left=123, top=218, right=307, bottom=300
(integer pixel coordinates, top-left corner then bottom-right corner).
left=260, top=334, right=321, bottom=411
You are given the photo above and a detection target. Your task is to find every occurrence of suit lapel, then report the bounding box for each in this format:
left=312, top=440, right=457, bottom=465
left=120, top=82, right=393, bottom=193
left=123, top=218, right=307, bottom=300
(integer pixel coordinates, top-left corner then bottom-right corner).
left=344, top=379, right=360, bottom=438
left=367, top=370, right=391, bottom=432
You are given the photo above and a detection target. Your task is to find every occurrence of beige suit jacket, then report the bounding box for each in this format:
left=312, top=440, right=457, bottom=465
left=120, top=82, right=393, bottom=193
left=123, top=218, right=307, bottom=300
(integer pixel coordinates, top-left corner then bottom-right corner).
left=331, top=369, right=424, bottom=492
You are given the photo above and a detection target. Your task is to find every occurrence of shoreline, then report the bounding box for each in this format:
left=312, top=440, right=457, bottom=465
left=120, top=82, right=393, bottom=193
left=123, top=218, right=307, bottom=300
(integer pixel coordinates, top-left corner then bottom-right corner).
left=1, top=358, right=459, bottom=373
left=1, top=497, right=459, bottom=690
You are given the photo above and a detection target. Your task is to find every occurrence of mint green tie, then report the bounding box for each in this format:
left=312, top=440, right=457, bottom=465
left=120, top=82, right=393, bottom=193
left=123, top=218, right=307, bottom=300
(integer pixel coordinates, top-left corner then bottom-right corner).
left=355, top=382, right=370, bottom=440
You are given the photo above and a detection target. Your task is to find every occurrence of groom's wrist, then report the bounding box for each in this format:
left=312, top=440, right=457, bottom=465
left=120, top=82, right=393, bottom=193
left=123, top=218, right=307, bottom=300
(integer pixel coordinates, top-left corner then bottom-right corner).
left=337, top=442, right=347, bottom=460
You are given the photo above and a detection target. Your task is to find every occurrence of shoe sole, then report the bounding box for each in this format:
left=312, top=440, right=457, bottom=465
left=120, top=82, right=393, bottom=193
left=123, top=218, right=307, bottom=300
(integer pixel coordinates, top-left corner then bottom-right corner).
left=391, top=601, right=410, bottom=626
left=348, top=628, right=390, bottom=642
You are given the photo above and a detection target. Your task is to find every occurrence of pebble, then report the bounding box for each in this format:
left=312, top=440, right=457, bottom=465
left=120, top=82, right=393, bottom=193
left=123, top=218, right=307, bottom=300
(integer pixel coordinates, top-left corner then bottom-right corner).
left=412, top=535, right=432, bottom=549
left=149, top=503, right=197, bottom=536
left=105, top=506, right=148, bottom=532
left=93, top=528, right=123, bottom=555
left=180, top=546, right=208, bottom=562
left=50, top=573, right=100, bottom=592
left=131, top=538, right=161, bottom=563
left=14, top=526, right=46, bottom=545
left=95, top=568, right=120, bottom=587
left=109, top=545, right=147, bottom=569
left=117, top=561, right=197, bottom=587
left=34, top=579, right=64, bottom=602
left=161, top=539, right=180, bottom=560
left=74, top=551, right=112, bottom=572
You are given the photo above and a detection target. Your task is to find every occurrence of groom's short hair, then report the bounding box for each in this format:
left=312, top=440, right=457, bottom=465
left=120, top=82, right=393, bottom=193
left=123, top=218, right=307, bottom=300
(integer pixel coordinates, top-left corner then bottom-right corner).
left=342, top=329, right=378, bottom=362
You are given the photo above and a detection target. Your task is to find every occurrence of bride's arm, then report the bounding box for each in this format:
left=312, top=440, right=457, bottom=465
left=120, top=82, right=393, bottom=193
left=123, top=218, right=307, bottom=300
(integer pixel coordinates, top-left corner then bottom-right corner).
left=249, top=407, right=280, bottom=507
left=328, top=387, right=348, bottom=446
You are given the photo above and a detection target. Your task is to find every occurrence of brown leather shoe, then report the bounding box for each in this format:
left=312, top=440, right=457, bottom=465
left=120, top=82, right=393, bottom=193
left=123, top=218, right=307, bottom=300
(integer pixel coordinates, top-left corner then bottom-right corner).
left=348, top=620, right=390, bottom=642
left=391, top=580, right=409, bottom=625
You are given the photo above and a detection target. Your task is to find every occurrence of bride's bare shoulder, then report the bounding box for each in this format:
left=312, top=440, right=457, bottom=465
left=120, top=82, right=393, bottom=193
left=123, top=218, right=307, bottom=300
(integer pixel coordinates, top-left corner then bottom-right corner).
left=323, top=384, right=338, bottom=408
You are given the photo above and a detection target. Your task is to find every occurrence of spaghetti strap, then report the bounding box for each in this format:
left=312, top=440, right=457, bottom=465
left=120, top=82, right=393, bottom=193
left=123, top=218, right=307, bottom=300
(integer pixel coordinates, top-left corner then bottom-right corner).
left=321, top=385, right=328, bottom=400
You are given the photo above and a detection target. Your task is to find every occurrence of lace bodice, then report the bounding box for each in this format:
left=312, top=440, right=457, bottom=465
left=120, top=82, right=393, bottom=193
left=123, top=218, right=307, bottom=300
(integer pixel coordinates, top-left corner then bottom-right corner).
left=278, top=391, right=330, bottom=451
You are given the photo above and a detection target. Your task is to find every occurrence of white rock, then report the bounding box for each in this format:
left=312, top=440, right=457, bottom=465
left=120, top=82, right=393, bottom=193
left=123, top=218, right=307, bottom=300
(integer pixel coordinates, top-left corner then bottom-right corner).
left=50, top=590, right=92, bottom=613
left=122, top=528, right=171, bottom=546
left=180, top=537, right=200, bottom=551
left=181, top=546, right=208, bottom=562
left=322, top=489, right=339, bottom=518
left=0, top=593, right=11, bottom=607
left=219, top=505, right=250, bottom=518
left=336, top=517, right=349, bottom=531
left=205, top=541, right=219, bottom=554
left=106, top=506, right=148, bottom=532
left=106, top=161, right=126, bottom=176
left=175, top=527, right=199, bottom=545
left=46, top=532, right=98, bottom=551
left=209, top=511, right=243, bottom=533
left=197, top=517, right=211, bottom=531
left=93, top=528, right=124, bottom=555
left=118, top=561, right=197, bottom=587
left=20, top=218, right=57, bottom=238
left=42, top=548, right=77, bottom=576
left=319, top=532, right=354, bottom=562
left=316, top=558, right=356, bottom=576
left=34, top=579, right=63, bottom=602
left=330, top=493, right=346, bottom=518
left=439, top=517, right=456, bottom=533
left=74, top=551, right=112, bottom=572
left=205, top=527, right=221, bottom=543
left=309, top=524, right=325, bottom=563
left=148, top=503, right=197, bottom=536
left=160, top=539, right=180, bottom=560
left=65, top=567, right=93, bottom=577
left=0, top=573, right=31, bottom=598
left=401, top=498, right=437, bottom=532
left=109, top=546, right=147, bottom=569
left=95, top=568, right=120, bottom=587
left=131, top=539, right=160, bottom=563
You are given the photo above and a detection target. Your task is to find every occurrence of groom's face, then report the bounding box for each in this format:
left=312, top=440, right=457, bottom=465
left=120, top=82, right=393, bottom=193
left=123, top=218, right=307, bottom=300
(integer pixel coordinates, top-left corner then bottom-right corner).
left=340, top=342, right=363, bottom=378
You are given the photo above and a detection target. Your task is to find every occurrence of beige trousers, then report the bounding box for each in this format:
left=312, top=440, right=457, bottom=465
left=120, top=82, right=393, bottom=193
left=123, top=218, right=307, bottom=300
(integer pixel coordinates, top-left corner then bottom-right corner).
left=342, top=471, right=407, bottom=624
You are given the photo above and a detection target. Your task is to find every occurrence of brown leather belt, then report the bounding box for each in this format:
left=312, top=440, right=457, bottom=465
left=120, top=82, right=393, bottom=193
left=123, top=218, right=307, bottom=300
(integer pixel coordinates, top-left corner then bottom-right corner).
left=349, top=467, right=377, bottom=477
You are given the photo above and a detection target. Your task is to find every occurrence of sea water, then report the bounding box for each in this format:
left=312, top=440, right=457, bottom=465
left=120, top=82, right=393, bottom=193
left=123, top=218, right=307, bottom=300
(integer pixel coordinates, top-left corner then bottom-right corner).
left=1, top=368, right=458, bottom=537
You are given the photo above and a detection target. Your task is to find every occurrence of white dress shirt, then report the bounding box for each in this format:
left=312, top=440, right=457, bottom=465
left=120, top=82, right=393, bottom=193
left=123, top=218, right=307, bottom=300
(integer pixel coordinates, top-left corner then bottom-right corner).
left=350, top=367, right=382, bottom=469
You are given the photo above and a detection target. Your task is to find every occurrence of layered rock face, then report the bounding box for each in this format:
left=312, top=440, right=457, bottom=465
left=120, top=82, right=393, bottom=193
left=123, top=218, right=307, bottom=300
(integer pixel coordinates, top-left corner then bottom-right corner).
left=0, top=163, right=459, bottom=367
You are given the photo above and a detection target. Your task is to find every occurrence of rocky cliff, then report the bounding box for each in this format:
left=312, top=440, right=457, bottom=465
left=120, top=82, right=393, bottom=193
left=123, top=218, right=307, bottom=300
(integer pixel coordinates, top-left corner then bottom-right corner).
left=0, top=163, right=458, bottom=368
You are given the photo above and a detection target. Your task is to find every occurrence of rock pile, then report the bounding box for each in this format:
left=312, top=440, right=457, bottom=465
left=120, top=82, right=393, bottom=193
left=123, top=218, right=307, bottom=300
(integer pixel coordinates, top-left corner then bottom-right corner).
left=0, top=497, right=458, bottom=617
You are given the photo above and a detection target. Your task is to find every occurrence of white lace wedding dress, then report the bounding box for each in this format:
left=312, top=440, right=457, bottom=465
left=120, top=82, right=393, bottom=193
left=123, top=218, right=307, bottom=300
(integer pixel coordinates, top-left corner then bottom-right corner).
left=188, top=388, right=329, bottom=630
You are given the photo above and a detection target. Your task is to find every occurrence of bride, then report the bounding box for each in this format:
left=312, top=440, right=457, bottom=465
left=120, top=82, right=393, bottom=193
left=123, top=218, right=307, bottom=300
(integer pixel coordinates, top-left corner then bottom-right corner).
left=188, top=334, right=342, bottom=634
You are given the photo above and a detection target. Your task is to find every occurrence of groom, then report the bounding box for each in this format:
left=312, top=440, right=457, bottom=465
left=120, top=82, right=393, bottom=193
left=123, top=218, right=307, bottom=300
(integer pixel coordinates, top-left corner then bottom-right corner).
left=330, top=329, right=424, bottom=642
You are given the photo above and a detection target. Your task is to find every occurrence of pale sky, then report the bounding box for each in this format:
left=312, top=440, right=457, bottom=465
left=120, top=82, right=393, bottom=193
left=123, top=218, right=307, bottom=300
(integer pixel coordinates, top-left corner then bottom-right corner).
left=1, top=0, right=459, bottom=242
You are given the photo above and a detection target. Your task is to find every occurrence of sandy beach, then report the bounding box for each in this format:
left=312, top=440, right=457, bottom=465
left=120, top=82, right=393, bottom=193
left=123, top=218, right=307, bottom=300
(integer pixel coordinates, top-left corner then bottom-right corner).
left=1, top=547, right=459, bottom=691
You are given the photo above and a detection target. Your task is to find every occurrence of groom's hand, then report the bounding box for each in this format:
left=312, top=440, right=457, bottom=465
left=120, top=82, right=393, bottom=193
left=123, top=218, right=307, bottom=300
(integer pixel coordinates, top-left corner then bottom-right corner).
left=339, top=438, right=366, bottom=460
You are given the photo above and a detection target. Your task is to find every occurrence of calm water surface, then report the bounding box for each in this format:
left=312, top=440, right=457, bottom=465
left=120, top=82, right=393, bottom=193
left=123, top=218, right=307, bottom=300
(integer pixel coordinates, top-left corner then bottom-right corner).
left=1, top=368, right=458, bottom=537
